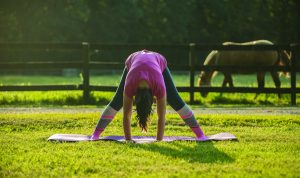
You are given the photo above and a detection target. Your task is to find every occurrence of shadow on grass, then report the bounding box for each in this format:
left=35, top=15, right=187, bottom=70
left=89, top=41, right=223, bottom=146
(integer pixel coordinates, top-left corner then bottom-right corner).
left=209, top=93, right=288, bottom=105
left=210, top=95, right=256, bottom=105
left=133, top=141, right=234, bottom=164
left=0, top=95, right=110, bottom=106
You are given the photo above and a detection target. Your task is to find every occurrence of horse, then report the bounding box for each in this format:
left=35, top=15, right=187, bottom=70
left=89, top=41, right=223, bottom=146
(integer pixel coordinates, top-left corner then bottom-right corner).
left=198, top=40, right=291, bottom=98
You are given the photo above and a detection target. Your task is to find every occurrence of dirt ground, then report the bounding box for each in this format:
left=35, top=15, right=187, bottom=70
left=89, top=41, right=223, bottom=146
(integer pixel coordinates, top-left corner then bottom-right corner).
left=0, top=106, right=299, bottom=115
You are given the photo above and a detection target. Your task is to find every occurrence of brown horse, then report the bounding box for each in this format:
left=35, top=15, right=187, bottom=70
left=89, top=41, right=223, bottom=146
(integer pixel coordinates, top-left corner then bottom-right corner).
left=198, top=40, right=291, bottom=98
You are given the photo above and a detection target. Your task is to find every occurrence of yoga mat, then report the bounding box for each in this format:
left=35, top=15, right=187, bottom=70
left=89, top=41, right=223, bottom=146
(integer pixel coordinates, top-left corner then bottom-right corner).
left=48, top=132, right=237, bottom=144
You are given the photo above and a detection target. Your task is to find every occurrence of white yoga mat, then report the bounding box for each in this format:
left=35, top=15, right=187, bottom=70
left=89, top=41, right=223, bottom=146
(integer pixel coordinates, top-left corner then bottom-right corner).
left=48, top=132, right=237, bottom=144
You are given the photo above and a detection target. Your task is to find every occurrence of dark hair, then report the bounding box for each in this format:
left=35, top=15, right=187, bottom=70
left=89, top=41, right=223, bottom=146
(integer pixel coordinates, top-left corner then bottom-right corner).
left=135, top=88, right=153, bottom=132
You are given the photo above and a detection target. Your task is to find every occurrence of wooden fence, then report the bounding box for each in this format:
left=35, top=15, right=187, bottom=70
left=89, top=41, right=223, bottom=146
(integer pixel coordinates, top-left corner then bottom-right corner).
left=0, top=42, right=299, bottom=105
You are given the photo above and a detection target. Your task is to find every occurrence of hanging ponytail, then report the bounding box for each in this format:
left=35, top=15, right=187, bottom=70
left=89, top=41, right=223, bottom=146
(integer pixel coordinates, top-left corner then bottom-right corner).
left=135, top=88, right=153, bottom=132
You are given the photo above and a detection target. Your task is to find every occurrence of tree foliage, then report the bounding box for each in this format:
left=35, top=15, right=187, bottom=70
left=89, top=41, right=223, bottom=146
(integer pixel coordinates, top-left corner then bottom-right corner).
left=0, top=0, right=299, bottom=44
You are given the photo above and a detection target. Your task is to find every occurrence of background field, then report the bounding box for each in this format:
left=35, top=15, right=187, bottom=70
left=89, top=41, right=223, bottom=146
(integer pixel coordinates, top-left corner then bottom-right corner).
left=1, top=1, right=299, bottom=177
left=1, top=73, right=299, bottom=106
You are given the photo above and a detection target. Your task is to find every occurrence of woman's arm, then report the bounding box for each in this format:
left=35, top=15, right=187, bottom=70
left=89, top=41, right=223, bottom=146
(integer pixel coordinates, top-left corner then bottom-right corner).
left=123, top=94, right=133, bottom=141
left=156, top=96, right=166, bottom=141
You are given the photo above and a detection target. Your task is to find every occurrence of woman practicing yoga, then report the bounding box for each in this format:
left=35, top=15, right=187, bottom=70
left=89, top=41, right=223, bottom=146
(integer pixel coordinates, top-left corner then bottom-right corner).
left=91, top=50, right=207, bottom=141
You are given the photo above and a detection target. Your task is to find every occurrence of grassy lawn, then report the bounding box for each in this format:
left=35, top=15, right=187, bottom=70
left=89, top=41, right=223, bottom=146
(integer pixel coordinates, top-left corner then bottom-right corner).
left=0, top=72, right=295, bottom=87
left=0, top=111, right=299, bottom=177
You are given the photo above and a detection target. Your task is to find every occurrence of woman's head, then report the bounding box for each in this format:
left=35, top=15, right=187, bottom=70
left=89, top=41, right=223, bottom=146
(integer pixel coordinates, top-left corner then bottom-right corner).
left=135, top=88, right=153, bottom=132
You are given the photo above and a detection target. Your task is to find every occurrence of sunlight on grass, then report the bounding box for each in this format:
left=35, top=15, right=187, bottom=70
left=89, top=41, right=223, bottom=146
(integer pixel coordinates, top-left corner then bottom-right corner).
left=0, top=73, right=299, bottom=106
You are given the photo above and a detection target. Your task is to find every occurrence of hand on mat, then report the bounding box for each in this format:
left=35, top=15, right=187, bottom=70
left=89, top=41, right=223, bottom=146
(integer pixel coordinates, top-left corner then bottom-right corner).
left=196, top=135, right=208, bottom=141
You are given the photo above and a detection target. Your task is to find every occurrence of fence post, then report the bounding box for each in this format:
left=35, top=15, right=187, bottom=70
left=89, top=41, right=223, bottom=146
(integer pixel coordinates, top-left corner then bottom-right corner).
left=82, top=42, right=90, bottom=103
left=290, top=44, right=297, bottom=105
left=189, top=43, right=195, bottom=104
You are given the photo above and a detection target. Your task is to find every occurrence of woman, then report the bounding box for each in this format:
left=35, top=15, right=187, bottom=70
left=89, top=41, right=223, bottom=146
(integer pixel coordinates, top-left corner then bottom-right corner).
left=91, top=50, right=207, bottom=141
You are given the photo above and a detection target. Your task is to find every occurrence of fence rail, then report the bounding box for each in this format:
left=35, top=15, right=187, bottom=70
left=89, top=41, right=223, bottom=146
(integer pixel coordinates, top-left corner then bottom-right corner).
left=0, top=42, right=299, bottom=105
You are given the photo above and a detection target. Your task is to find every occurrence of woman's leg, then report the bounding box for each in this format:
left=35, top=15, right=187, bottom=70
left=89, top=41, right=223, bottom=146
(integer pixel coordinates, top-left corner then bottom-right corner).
left=91, top=68, right=128, bottom=140
left=162, top=67, right=206, bottom=140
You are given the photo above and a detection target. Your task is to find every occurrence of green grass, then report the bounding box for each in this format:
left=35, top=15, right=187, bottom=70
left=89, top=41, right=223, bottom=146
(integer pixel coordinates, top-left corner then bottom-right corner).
left=0, top=72, right=295, bottom=87
left=1, top=73, right=299, bottom=177
left=0, top=73, right=299, bottom=106
left=0, top=111, right=299, bottom=177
